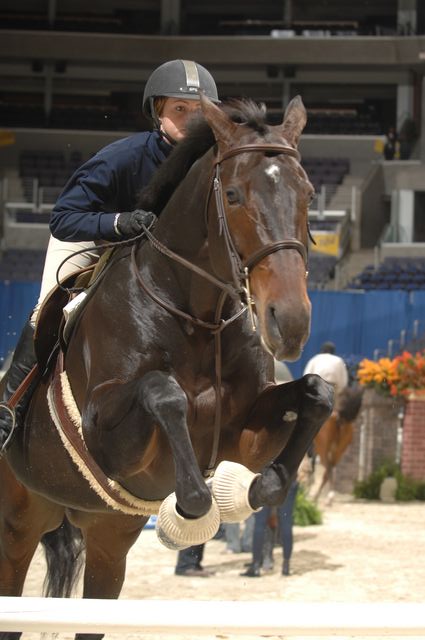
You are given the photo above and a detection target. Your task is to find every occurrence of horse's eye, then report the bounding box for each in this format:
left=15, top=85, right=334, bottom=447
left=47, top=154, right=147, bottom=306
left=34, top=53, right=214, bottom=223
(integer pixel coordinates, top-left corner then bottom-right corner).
left=225, top=187, right=241, bottom=205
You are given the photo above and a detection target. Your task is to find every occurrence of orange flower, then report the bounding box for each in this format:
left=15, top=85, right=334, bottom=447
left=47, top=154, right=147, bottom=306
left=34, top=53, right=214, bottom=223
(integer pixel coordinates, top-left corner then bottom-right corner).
left=357, top=350, right=425, bottom=399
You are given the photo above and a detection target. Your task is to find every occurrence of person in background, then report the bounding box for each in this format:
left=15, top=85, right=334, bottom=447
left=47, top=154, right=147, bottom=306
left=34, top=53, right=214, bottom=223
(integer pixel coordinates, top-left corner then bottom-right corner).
left=223, top=515, right=254, bottom=554
left=240, top=479, right=299, bottom=577
left=383, top=126, right=398, bottom=161
left=0, top=59, right=219, bottom=454
left=303, top=341, right=348, bottom=397
left=174, top=544, right=215, bottom=577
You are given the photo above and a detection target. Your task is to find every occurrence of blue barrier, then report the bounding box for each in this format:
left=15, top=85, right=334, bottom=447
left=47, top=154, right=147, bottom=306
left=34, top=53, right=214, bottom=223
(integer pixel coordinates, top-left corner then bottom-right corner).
left=1, top=282, right=424, bottom=378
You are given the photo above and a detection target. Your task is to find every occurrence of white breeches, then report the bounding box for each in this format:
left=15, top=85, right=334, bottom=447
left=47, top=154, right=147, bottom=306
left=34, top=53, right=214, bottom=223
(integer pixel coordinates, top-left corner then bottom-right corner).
left=30, top=235, right=99, bottom=326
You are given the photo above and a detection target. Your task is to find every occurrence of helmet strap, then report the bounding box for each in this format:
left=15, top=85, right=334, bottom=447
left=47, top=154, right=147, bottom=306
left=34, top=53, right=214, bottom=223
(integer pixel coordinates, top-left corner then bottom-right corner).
left=160, top=129, right=178, bottom=146
left=149, top=97, right=161, bottom=130
left=149, top=96, right=177, bottom=146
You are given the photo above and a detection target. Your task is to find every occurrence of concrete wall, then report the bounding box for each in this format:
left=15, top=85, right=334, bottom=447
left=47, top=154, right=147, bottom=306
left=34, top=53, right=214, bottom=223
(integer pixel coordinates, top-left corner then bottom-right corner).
left=360, top=164, right=389, bottom=247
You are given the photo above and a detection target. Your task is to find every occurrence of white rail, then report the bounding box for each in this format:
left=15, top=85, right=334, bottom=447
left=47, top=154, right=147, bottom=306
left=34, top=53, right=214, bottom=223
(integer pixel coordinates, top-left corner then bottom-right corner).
left=0, top=598, right=424, bottom=636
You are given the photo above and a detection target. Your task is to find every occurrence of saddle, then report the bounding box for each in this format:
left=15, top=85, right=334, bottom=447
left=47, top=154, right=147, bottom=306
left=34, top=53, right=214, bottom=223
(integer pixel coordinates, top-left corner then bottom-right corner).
left=34, top=247, right=114, bottom=378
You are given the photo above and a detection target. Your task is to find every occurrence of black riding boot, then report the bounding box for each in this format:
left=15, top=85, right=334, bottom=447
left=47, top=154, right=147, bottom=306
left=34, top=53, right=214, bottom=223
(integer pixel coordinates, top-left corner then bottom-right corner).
left=0, top=321, right=37, bottom=453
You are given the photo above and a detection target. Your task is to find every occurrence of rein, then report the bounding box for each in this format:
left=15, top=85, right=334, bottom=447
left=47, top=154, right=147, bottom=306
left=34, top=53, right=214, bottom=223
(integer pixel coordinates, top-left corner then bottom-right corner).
left=131, top=141, right=309, bottom=476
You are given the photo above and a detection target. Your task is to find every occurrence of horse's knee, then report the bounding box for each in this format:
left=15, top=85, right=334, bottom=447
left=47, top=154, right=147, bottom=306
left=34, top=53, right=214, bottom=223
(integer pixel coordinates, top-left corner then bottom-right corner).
left=141, top=372, right=187, bottom=418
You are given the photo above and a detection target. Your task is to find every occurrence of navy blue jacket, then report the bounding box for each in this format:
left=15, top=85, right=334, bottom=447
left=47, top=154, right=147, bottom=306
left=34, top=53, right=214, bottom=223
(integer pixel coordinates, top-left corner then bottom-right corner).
left=50, top=131, right=171, bottom=242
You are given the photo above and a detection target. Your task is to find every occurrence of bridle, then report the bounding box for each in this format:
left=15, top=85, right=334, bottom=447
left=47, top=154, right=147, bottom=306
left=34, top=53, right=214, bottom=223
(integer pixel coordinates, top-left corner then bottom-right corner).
left=133, top=142, right=309, bottom=331
left=131, top=141, right=310, bottom=475
left=212, top=143, right=309, bottom=329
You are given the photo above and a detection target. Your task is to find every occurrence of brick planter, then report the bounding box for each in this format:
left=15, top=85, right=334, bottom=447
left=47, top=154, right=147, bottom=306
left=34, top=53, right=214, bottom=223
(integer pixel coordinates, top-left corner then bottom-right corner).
left=334, top=389, right=402, bottom=494
left=401, top=393, right=425, bottom=481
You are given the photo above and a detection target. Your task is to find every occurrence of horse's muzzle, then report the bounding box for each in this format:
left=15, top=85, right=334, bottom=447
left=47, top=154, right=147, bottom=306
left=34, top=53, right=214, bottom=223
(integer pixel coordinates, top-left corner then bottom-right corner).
left=260, top=300, right=311, bottom=361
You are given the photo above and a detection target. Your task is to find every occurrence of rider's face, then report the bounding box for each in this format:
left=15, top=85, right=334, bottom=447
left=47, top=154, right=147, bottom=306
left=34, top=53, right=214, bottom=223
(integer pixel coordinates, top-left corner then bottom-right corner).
left=159, top=98, right=201, bottom=142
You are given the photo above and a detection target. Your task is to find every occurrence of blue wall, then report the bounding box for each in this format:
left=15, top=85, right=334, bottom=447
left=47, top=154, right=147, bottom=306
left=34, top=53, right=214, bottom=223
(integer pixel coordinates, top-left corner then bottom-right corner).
left=0, top=282, right=39, bottom=367
left=1, top=282, right=425, bottom=377
left=287, top=289, right=425, bottom=379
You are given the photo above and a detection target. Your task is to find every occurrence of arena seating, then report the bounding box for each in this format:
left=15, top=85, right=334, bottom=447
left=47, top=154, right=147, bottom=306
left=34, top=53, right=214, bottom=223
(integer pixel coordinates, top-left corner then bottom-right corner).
left=301, top=157, right=350, bottom=192
left=304, top=111, right=382, bottom=135
left=346, top=257, right=425, bottom=291
left=307, top=255, right=338, bottom=290
left=0, top=101, right=139, bottom=132
left=1, top=96, right=382, bottom=135
left=16, top=150, right=350, bottom=211
left=18, top=150, right=84, bottom=202
left=0, top=247, right=339, bottom=289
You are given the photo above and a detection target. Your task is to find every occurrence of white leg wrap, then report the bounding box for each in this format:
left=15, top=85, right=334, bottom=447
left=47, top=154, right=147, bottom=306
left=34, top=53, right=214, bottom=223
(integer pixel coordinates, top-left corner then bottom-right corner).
left=210, top=461, right=262, bottom=523
left=155, top=493, right=220, bottom=550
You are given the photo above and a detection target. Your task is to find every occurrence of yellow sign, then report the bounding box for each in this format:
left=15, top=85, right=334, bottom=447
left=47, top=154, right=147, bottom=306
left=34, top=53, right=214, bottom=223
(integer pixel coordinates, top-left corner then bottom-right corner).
left=374, top=138, right=384, bottom=153
left=311, top=231, right=340, bottom=256
left=0, top=131, right=16, bottom=147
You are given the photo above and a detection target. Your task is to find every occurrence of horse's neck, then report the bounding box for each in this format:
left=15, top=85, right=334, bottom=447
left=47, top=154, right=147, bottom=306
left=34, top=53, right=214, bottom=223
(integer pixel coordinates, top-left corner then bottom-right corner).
left=139, top=155, right=226, bottom=316
left=154, top=156, right=212, bottom=254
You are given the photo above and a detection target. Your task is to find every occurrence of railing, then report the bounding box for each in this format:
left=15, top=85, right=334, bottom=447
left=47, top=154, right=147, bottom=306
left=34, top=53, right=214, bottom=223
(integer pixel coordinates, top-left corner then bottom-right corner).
left=310, top=184, right=355, bottom=217
left=373, top=319, right=425, bottom=360
left=1, top=176, right=59, bottom=220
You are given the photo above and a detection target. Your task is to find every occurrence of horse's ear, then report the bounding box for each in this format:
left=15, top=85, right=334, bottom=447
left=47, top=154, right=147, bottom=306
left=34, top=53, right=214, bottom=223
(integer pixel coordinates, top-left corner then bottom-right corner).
left=200, top=93, right=239, bottom=148
left=279, top=95, right=307, bottom=148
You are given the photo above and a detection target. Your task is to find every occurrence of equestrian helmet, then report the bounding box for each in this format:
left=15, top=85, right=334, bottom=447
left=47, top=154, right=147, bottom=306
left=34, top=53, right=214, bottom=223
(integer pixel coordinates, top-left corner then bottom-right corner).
left=142, top=59, right=219, bottom=121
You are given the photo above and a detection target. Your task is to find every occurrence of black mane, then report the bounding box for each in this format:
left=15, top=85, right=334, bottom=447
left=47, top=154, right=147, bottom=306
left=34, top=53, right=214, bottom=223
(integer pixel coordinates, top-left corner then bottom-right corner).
left=138, top=99, right=269, bottom=214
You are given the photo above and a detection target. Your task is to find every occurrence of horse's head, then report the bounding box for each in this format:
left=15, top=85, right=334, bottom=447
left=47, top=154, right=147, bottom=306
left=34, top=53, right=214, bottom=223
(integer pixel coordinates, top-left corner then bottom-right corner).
left=201, top=93, right=313, bottom=361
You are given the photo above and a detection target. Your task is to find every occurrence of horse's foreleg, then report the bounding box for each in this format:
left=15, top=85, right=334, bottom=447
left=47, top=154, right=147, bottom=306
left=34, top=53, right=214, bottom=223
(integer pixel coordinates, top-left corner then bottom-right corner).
left=84, top=372, right=211, bottom=518
left=313, top=462, right=332, bottom=502
left=245, top=374, right=333, bottom=509
left=140, top=371, right=212, bottom=518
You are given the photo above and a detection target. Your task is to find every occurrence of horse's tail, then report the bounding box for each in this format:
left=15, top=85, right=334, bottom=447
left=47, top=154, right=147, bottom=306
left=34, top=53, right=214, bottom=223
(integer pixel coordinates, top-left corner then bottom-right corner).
left=41, top=517, right=85, bottom=597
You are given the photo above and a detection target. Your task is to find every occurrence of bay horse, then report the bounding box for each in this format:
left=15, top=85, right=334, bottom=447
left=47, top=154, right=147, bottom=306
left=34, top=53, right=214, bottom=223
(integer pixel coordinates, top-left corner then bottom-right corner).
left=0, top=94, right=333, bottom=636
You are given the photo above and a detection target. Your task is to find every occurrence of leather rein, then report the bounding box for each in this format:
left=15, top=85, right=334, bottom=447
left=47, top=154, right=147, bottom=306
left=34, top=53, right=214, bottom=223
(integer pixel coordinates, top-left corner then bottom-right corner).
left=130, top=141, right=309, bottom=476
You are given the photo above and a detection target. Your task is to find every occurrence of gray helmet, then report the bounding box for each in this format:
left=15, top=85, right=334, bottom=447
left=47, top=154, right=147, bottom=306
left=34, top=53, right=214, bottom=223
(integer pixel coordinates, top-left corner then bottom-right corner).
left=142, top=59, right=219, bottom=121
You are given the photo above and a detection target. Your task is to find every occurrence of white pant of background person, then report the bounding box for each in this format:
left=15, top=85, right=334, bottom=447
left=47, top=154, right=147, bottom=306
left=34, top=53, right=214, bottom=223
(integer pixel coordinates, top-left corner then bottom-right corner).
left=30, top=235, right=99, bottom=326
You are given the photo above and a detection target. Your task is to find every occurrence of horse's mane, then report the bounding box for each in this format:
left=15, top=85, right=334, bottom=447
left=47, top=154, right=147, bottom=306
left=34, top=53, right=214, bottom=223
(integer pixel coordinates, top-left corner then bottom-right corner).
left=138, top=99, right=268, bottom=214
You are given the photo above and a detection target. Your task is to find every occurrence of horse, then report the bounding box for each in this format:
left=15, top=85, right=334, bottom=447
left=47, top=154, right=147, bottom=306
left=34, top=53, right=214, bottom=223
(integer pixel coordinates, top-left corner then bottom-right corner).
left=0, top=94, right=333, bottom=637
left=313, top=386, right=363, bottom=503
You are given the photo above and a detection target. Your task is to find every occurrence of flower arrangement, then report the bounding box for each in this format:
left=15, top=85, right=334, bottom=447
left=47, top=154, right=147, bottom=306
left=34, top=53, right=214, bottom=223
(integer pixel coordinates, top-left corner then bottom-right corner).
left=357, top=350, right=425, bottom=399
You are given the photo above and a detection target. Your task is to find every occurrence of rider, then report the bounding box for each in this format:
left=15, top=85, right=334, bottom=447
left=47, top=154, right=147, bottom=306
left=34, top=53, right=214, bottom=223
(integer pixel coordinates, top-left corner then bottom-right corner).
left=0, top=59, right=219, bottom=453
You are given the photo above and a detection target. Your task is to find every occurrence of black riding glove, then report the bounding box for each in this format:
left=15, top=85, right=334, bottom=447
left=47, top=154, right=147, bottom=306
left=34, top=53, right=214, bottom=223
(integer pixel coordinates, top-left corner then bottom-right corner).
left=115, top=209, right=156, bottom=239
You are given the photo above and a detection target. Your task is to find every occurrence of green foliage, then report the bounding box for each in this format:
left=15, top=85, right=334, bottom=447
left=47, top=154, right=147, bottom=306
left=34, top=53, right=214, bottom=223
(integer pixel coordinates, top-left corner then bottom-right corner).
left=415, top=482, right=425, bottom=500
left=293, top=487, right=322, bottom=526
left=353, top=462, right=425, bottom=501
left=396, top=475, right=422, bottom=501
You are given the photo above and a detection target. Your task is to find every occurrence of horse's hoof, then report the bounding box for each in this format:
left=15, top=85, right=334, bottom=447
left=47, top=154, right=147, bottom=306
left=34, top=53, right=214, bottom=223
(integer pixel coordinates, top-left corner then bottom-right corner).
left=210, top=461, right=261, bottom=523
left=155, top=492, right=220, bottom=550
